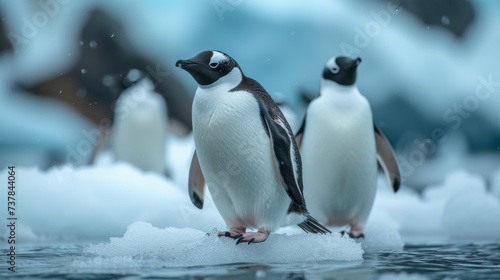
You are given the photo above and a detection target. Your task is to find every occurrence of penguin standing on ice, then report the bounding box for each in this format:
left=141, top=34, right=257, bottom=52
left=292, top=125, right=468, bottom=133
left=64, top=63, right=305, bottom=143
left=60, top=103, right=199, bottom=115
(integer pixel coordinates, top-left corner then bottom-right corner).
left=176, top=50, right=330, bottom=244
left=296, top=56, right=400, bottom=238
left=112, top=77, right=169, bottom=174
left=89, top=75, right=170, bottom=176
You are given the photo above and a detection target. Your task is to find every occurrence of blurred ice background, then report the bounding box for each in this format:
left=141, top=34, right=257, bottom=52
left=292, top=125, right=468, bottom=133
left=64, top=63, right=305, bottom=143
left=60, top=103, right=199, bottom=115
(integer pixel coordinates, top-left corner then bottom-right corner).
left=0, top=0, right=499, bottom=248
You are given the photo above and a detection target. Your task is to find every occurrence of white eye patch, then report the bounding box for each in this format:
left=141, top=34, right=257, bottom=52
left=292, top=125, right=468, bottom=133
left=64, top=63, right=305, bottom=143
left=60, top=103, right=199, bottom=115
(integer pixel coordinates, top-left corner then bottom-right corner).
left=210, top=51, right=228, bottom=68
left=326, top=57, right=340, bottom=74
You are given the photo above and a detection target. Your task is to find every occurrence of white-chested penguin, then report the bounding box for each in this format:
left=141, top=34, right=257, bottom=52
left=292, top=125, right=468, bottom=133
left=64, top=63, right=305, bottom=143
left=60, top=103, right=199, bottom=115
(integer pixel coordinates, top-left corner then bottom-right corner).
left=88, top=75, right=170, bottom=176
left=176, top=50, right=330, bottom=244
left=112, top=78, right=169, bottom=174
left=296, top=56, right=400, bottom=238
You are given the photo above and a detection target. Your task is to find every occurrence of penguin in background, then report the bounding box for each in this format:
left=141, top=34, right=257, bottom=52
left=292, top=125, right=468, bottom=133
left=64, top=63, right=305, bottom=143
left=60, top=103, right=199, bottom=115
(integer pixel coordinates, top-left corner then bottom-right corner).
left=296, top=56, right=400, bottom=238
left=176, top=50, right=330, bottom=244
left=89, top=71, right=171, bottom=176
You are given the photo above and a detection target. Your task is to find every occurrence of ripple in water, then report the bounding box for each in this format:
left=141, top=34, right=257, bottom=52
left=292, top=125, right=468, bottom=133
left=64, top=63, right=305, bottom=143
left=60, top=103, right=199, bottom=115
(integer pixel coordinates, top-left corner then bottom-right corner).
left=2, top=242, right=499, bottom=279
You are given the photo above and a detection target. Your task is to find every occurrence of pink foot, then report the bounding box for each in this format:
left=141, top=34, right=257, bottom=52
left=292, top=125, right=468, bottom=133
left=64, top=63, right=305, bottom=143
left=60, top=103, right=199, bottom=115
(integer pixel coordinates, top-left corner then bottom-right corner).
left=218, top=226, right=246, bottom=239
left=348, top=224, right=364, bottom=239
left=236, top=228, right=269, bottom=245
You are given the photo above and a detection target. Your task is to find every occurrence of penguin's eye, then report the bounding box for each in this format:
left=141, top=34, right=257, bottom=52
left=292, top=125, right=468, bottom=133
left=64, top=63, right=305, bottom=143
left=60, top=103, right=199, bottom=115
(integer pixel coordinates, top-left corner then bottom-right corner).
left=209, top=62, right=219, bottom=68
left=330, top=67, right=339, bottom=74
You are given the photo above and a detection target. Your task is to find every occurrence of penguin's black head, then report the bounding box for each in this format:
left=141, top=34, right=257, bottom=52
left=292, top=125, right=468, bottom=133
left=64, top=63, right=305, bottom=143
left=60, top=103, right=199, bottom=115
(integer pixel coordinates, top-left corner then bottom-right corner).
left=176, top=50, right=239, bottom=86
left=322, top=56, right=362, bottom=86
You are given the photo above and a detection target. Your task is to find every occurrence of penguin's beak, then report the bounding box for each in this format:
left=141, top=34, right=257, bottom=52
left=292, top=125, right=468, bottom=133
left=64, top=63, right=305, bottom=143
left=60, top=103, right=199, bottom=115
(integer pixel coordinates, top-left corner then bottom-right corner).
left=175, top=59, right=198, bottom=69
left=354, top=57, right=362, bottom=66
left=176, top=56, right=214, bottom=86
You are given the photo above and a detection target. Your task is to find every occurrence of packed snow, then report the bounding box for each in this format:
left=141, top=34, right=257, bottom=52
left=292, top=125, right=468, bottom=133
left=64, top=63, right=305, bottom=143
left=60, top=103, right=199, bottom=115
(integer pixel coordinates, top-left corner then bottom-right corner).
left=491, top=169, right=500, bottom=202
left=373, top=170, right=500, bottom=241
left=2, top=149, right=500, bottom=245
left=442, top=189, right=500, bottom=239
left=0, top=162, right=224, bottom=240
left=77, top=222, right=363, bottom=267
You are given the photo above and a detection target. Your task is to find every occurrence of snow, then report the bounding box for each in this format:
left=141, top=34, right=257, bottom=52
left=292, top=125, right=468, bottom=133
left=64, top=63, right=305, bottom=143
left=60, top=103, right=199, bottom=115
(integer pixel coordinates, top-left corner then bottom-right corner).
left=0, top=156, right=224, bottom=240
left=2, top=150, right=500, bottom=245
left=442, top=190, right=500, bottom=239
left=372, top=179, right=445, bottom=238
left=491, top=168, right=500, bottom=202
left=360, top=220, right=404, bottom=251
left=423, top=170, right=486, bottom=201
left=77, top=222, right=363, bottom=268
left=278, top=221, right=404, bottom=252
left=372, top=170, right=500, bottom=241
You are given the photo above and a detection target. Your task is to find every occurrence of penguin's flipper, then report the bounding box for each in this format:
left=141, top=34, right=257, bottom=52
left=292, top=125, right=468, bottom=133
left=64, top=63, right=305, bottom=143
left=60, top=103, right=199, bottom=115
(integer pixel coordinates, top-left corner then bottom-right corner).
left=374, top=125, right=401, bottom=192
left=260, top=106, right=305, bottom=206
left=294, top=113, right=307, bottom=148
left=88, top=130, right=112, bottom=164
left=188, top=151, right=206, bottom=209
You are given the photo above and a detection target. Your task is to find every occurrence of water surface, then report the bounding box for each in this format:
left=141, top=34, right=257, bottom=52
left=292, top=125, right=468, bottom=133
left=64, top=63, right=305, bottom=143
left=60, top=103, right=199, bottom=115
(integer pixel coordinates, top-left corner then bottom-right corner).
left=2, top=242, right=499, bottom=279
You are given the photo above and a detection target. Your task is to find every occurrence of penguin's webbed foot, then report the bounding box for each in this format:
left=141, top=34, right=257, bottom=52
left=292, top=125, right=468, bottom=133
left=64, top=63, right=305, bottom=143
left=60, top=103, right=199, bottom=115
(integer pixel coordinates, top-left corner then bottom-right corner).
left=340, top=226, right=365, bottom=239
left=218, top=227, right=246, bottom=239
left=235, top=228, right=269, bottom=245
left=349, top=232, right=365, bottom=239
left=349, top=225, right=365, bottom=239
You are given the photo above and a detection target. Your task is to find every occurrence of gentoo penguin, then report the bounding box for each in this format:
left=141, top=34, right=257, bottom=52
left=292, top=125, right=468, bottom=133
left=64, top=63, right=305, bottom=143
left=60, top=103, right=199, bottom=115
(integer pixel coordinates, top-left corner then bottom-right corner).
left=89, top=75, right=170, bottom=176
left=176, top=50, right=330, bottom=244
left=296, top=56, right=400, bottom=238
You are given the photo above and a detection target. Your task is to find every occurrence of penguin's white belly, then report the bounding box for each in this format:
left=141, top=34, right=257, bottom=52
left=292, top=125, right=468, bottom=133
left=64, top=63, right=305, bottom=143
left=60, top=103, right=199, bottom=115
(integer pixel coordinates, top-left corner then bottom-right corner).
left=192, top=89, right=290, bottom=231
left=302, top=100, right=377, bottom=227
left=113, top=109, right=167, bottom=174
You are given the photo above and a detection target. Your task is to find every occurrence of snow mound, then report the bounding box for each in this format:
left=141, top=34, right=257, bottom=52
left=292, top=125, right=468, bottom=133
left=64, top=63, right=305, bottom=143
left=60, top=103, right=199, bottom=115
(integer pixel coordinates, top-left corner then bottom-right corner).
left=372, top=184, right=445, bottom=237
left=80, top=222, right=363, bottom=267
left=423, top=170, right=487, bottom=201
left=361, top=220, right=404, bottom=251
left=0, top=164, right=224, bottom=241
left=491, top=168, right=500, bottom=202
left=279, top=220, right=404, bottom=251
left=372, top=170, right=500, bottom=241
left=442, top=190, right=500, bottom=239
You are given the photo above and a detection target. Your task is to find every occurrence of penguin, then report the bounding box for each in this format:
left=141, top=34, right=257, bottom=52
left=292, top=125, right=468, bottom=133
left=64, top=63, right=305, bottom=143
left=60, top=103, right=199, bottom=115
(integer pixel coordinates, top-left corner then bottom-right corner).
left=112, top=77, right=169, bottom=174
left=296, top=56, right=400, bottom=238
left=89, top=75, right=171, bottom=176
left=176, top=50, right=330, bottom=244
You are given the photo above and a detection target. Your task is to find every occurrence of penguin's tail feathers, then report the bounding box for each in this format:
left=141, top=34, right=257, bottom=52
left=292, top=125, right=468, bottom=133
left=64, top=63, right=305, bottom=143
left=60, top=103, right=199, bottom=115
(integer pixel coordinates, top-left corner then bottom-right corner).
left=298, top=214, right=331, bottom=234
